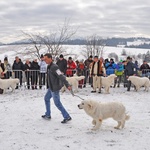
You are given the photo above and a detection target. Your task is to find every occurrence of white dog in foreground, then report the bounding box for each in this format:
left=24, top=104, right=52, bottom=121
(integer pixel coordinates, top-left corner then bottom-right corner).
left=61, top=76, right=85, bottom=93
left=0, top=78, right=19, bottom=93
left=78, top=100, right=130, bottom=131
left=128, top=76, right=149, bottom=91
left=101, top=74, right=117, bottom=93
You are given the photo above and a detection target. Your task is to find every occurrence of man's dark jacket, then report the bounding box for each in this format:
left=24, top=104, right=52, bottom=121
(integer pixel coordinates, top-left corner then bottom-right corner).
left=56, top=59, right=67, bottom=75
left=124, top=61, right=135, bottom=76
left=47, top=62, right=70, bottom=92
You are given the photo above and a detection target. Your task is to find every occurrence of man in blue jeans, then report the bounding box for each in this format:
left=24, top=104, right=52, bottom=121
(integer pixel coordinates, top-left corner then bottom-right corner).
left=42, top=53, right=72, bottom=123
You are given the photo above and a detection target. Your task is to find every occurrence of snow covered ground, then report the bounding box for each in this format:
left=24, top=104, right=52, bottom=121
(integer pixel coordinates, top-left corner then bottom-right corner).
left=0, top=85, right=150, bottom=150
left=0, top=45, right=150, bottom=150
left=0, top=45, right=149, bottom=65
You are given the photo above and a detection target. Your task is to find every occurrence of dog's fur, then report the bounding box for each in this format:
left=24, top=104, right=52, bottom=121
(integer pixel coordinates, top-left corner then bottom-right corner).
left=61, top=76, right=85, bottom=93
left=128, top=76, right=149, bottom=91
left=78, top=100, right=130, bottom=130
left=101, top=74, right=117, bottom=93
left=0, top=78, right=19, bottom=93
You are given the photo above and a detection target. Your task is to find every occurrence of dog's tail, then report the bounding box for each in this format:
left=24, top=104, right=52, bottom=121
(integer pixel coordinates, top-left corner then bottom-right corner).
left=74, top=76, right=85, bottom=81
left=125, top=114, right=130, bottom=121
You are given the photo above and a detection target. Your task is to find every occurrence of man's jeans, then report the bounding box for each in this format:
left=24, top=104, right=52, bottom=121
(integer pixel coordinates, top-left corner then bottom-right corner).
left=44, top=88, right=70, bottom=119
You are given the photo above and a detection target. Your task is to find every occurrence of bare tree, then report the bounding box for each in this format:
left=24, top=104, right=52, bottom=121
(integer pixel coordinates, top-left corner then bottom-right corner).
left=82, top=34, right=106, bottom=58
left=20, top=31, right=44, bottom=60
left=21, top=19, right=78, bottom=60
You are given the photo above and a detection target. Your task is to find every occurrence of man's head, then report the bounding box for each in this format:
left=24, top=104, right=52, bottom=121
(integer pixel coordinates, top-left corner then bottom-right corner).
left=40, top=54, right=44, bottom=60
left=126, top=56, right=131, bottom=62
left=44, top=53, right=53, bottom=64
left=110, top=58, right=114, bottom=63
left=59, top=54, right=64, bottom=60
left=93, top=56, right=98, bottom=62
left=89, top=55, right=93, bottom=60
left=68, top=57, right=72, bottom=62
left=122, top=60, right=127, bottom=65
left=15, top=56, right=20, bottom=63
left=26, top=59, right=30, bottom=64
left=143, top=60, right=147, bottom=64
left=99, top=57, right=103, bottom=62
left=33, top=58, right=37, bottom=62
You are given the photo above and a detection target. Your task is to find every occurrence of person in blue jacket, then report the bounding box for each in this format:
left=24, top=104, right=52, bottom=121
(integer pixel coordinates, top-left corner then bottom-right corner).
left=105, top=58, right=116, bottom=76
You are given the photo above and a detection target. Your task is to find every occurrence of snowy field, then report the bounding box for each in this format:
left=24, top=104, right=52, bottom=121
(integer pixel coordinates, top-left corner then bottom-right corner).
left=0, top=85, right=150, bottom=150
left=0, top=45, right=150, bottom=150
left=0, top=45, right=149, bottom=64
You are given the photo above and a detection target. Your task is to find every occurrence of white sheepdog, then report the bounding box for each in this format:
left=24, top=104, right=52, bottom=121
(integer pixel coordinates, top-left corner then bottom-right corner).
left=0, top=78, right=20, bottom=93
left=78, top=100, right=130, bottom=131
left=128, top=76, right=149, bottom=91
left=61, top=76, right=85, bottom=93
left=101, top=74, right=117, bottom=93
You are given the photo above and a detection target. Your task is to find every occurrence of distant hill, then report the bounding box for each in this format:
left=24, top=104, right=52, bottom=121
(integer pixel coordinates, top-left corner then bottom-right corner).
left=5, top=37, right=150, bottom=49
left=0, top=42, right=4, bottom=46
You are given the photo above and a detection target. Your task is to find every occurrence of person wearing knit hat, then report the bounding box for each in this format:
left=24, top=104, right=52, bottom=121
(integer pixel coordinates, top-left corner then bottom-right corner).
left=40, top=54, right=44, bottom=58
left=124, top=56, right=136, bottom=91
left=105, top=58, right=116, bottom=76
left=12, top=56, right=24, bottom=89
left=59, top=54, right=64, bottom=58
left=3, top=56, right=12, bottom=79
left=56, top=54, right=67, bottom=75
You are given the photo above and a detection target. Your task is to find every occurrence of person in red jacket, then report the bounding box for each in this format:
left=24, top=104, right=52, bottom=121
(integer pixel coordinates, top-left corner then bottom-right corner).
left=66, top=57, right=76, bottom=77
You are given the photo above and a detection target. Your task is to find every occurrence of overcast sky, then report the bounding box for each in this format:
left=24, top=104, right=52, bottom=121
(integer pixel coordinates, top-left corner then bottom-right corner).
left=0, top=0, right=150, bottom=43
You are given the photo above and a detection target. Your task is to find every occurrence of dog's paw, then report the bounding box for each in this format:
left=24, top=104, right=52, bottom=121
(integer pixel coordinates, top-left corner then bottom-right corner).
left=92, top=120, right=96, bottom=125
left=91, top=127, right=99, bottom=131
left=114, top=126, right=120, bottom=129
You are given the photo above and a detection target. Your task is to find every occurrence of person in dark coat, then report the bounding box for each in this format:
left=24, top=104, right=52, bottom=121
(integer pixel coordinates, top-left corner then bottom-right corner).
left=24, top=59, right=31, bottom=89
left=0, top=60, right=5, bottom=79
left=140, top=60, right=150, bottom=77
left=84, top=55, right=93, bottom=87
left=124, top=56, right=136, bottom=91
left=30, top=59, right=40, bottom=90
left=56, top=54, right=67, bottom=75
left=12, top=56, right=24, bottom=88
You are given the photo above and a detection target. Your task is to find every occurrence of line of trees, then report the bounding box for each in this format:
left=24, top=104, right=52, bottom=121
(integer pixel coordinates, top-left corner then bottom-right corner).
left=16, top=20, right=108, bottom=60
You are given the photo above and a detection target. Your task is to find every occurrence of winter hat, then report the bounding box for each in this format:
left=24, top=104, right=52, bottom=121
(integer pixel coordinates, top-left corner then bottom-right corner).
left=110, top=58, right=114, bottom=61
left=127, top=56, right=131, bottom=60
left=94, top=56, right=98, bottom=59
left=60, top=54, right=64, bottom=58
left=68, top=57, right=72, bottom=60
left=4, top=57, right=8, bottom=61
left=89, top=55, right=93, bottom=58
left=40, top=54, right=44, bottom=58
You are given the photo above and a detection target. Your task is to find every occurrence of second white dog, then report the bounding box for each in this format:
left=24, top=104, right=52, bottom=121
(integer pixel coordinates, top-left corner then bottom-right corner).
left=61, top=76, right=85, bottom=93
left=78, top=100, right=130, bottom=130
left=128, top=76, right=149, bottom=91
left=101, top=74, right=117, bottom=93
left=0, top=78, right=20, bottom=93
